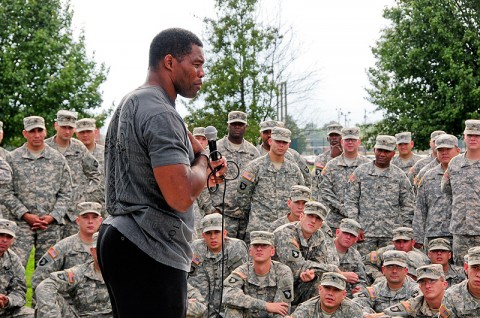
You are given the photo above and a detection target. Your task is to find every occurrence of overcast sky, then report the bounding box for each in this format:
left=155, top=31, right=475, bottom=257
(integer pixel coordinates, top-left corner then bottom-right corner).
left=70, top=0, right=395, bottom=128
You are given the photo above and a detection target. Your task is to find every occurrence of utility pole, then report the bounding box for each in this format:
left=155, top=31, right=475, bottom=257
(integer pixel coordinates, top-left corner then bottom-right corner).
left=277, top=82, right=287, bottom=124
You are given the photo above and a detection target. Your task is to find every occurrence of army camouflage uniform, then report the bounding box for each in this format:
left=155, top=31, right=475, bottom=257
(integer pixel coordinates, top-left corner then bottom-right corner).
left=0, top=157, right=12, bottom=219
left=412, top=158, right=439, bottom=191
left=0, top=148, right=7, bottom=161
left=3, top=143, right=72, bottom=266
left=311, top=149, right=333, bottom=202
left=444, top=264, right=466, bottom=288
left=0, top=249, right=34, bottom=318
left=35, top=260, right=112, bottom=318
left=383, top=294, right=439, bottom=318
left=273, top=222, right=339, bottom=305
left=414, top=164, right=452, bottom=243
left=186, top=283, right=207, bottom=318
left=188, top=237, right=248, bottom=318
left=407, top=154, right=435, bottom=188
left=337, top=246, right=368, bottom=297
left=32, top=233, right=92, bottom=289
left=222, top=260, right=294, bottom=318
left=45, top=137, right=101, bottom=238
left=90, top=143, right=105, bottom=173
left=439, top=280, right=480, bottom=317
left=319, top=154, right=371, bottom=229
left=286, top=296, right=364, bottom=318
left=237, top=155, right=305, bottom=234
left=391, top=153, right=424, bottom=175
left=344, top=161, right=414, bottom=254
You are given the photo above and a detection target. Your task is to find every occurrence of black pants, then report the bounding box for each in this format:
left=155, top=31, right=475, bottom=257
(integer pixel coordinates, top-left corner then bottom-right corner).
left=97, top=224, right=187, bottom=318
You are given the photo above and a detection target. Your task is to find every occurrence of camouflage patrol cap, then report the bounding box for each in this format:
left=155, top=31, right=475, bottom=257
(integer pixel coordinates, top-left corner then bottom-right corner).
left=201, top=213, right=222, bottom=233
left=56, top=110, right=77, bottom=127
left=227, top=111, right=247, bottom=124
left=395, top=132, right=412, bottom=144
left=327, top=122, right=343, bottom=135
left=0, top=219, right=17, bottom=238
left=392, top=227, right=414, bottom=241
left=428, top=238, right=451, bottom=251
left=383, top=250, right=408, bottom=267
left=23, top=116, right=46, bottom=131
left=271, top=127, right=291, bottom=143
left=416, top=264, right=444, bottom=281
left=430, top=130, right=446, bottom=141
left=339, top=218, right=361, bottom=237
left=250, top=231, right=274, bottom=246
left=192, top=127, right=206, bottom=137
left=374, top=135, right=396, bottom=151
left=77, top=202, right=102, bottom=216
left=76, top=118, right=96, bottom=132
left=464, top=119, right=480, bottom=136
left=467, top=246, right=480, bottom=266
left=320, top=272, right=347, bottom=290
left=435, top=134, right=458, bottom=150
left=290, top=185, right=311, bottom=202
left=341, top=127, right=360, bottom=140
left=303, top=201, right=328, bottom=220
left=0, top=121, right=3, bottom=132
left=259, top=120, right=284, bottom=132
left=92, top=232, right=99, bottom=248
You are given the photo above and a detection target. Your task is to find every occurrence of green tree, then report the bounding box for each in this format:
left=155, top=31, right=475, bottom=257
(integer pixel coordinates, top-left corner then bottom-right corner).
left=367, top=0, right=480, bottom=149
left=0, top=0, right=108, bottom=147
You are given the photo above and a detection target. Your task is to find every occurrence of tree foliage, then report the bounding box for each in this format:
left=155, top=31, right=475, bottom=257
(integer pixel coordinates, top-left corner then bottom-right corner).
left=0, top=0, right=109, bottom=147
left=366, top=0, right=480, bottom=149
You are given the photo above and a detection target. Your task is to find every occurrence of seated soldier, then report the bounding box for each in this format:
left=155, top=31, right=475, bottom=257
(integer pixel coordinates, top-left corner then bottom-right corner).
left=35, top=232, right=112, bottom=317
left=186, top=283, right=207, bottom=318
left=439, top=246, right=480, bottom=317
left=0, top=219, right=34, bottom=318
left=32, top=202, right=103, bottom=289
left=365, top=227, right=430, bottom=284
left=273, top=201, right=341, bottom=306
left=353, top=250, right=421, bottom=315
left=223, top=231, right=294, bottom=317
left=334, top=218, right=367, bottom=297
left=378, top=264, right=448, bottom=318
left=188, top=213, right=248, bottom=318
left=286, top=272, right=364, bottom=318
left=427, top=238, right=465, bottom=288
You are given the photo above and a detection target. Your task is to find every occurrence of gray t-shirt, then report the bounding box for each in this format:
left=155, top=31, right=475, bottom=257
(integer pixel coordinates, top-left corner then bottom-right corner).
left=104, top=85, right=194, bottom=272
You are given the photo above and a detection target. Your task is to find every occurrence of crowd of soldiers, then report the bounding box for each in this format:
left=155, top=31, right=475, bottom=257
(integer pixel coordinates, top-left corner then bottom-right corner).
left=0, top=109, right=479, bottom=317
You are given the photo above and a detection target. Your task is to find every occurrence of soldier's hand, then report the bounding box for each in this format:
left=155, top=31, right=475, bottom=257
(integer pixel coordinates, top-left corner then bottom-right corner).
left=0, top=295, right=8, bottom=308
left=300, top=269, right=316, bottom=282
left=351, top=285, right=362, bottom=294
left=341, top=271, right=359, bottom=283
left=40, top=215, right=54, bottom=225
left=265, top=302, right=289, bottom=316
left=22, top=213, right=47, bottom=230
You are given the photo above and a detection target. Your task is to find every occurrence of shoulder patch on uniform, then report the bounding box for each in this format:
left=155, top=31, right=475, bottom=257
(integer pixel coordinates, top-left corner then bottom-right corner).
left=67, top=271, right=75, bottom=284
left=366, top=287, right=376, bottom=298
left=48, top=247, right=59, bottom=259
left=38, top=257, right=49, bottom=267
left=283, top=289, right=292, bottom=299
left=241, top=171, right=255, bottom=182
left=411, top=290, right=420, bottom=298
left=228, top=276, right=238, bottom=284
left=315, top=162, right=325, bottom=169
left=192, top=255, right=201, bottom=265
left=56, top=272, right=67, bottom=282
left=232, top=271, right=247, bottom=280
left=292, top=250, right=300, bottom=258
left=303, top=166, right=310, bottom=174
left=388, top=305, right=402, bottom=312
left=291, top=238, right=300, bottom=249
left=239, top=182, right=248, bottom=191
left=370, top=251, right=377, bottom=262
left=439, top=304, right=450, bottom=318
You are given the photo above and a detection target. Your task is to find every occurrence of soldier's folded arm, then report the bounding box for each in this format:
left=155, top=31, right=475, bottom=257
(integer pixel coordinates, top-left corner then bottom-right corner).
left=222, top=272, right=268, bottom=311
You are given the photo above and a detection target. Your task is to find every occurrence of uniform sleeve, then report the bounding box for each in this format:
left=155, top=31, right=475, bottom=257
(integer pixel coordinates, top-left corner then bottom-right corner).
left=2, top=157, right=29, bottom=220
left=319, top=164, right=342, bottom=213
left=196, top=187, right=217, bottom=215
left=82, top=151, right=102, bottom=198
left=186, top=283, right=207, bottom=318
left=398, top=174, right=414, bottom=227
left=413, top=177, right=428, bottom=242
left=273, top=264, right=294, bottom=310
left=236, top=163, right=257, bottom=216
left=439, top=291, right=457, bottom=318
left=4, top=255, right=27, bottom=309
left=223, top=269, right=267, bottom=311
left=50, top=160, right=72, bottom=223
left=440, top=166, right=452, bottom=197
left=344, top=171, right=361, bottom=221
left=352, top=288, right=376, bottom=314
left=32, top=244, right=67, bottom=290
left=383, top=299, right=415, bottom=317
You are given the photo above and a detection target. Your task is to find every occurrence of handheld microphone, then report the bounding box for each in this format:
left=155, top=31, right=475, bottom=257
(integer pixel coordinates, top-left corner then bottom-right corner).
left=205, top=126, right=219, bottom=161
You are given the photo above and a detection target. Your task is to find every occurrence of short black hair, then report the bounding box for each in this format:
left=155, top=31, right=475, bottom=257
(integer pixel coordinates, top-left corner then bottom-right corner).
left=148, top=28, right=203, bottom=69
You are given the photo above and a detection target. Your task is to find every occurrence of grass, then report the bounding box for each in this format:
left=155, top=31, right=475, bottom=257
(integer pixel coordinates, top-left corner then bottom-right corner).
left=25, top=249, right=35, bottom=307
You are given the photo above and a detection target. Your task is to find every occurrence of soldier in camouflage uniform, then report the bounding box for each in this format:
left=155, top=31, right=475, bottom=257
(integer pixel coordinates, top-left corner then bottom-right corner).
left=223, top=231, right=294, bottom=318
left=319, top=127, right=370, bottom=230
left=257, top=120, right=312, bottom=188
left=273, top=201, right=340, bottom=305
left=188, top=214, right=248, bottom=318
left=334, top=218, right=367, bottom=297
left=186, top=283, right=207, bottom=318
left=0, top=157, right=11, bottom=219
left=199, top=111, right=260, bottom=239
left=2, top=116, right=72, bottom=266
left=35, top=232, right=112, bottom=318
left=414, top=134, right=460, bottom=246
left=45, top=110, right=102, bottom=238
left=269, top=185, right=311, bottom=232
left=427, top=239, right=465, bottom=288
left=391, top=132, right=423, bottom=174
left=237, top=127, right=305, bottom=235
left=353, top=250, right=421, bottom=314
left=0, top=121, right=8, bottom=160
left=441, top=120, right=480, bottom=265
left=439, top=246, right=480, bottom=317
left=364, top=227, right=430, bottom=285
left=311, top=122, right=343, bottom=202
left=32, top=202, right=103, bottom=290
left=344, top=135, right=414, bottom=255
left=0, top=219, right=34, bottom=318
left=75, top=118, right=105, bottom=173
left=381, top=264, right=448, bottom=318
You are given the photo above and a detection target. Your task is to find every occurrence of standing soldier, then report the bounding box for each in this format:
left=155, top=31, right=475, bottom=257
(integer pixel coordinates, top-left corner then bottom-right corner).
left=199, top=111, right=260, bottom=239
left=188, top=214, right=248, bottom=318
left=3, top=116, right=72, bottom=266
left=426, top=238, right=465, bottom=288
left=414, top=134, right=460, bottom=246
left=319, top=127, right=370, bottom=230
left=391, top=132, right=423, bottom=174
left=237, top=127, right=305, bottom=235
left=441, top=119, right=480, bottom=265
left=75, top=118, right=105, bottom=173
left=222, top=231, right=294, bottom=318
left=45, top=110, right=101, bottom=238
left=0, top=219, right=35, bottom=318
left=344, top=135, right=414, bottom=254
